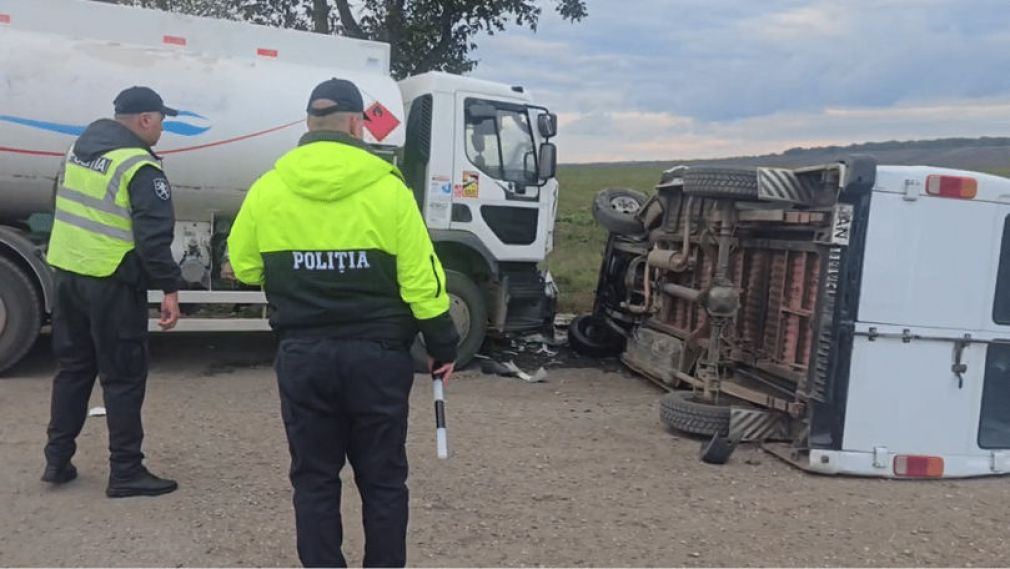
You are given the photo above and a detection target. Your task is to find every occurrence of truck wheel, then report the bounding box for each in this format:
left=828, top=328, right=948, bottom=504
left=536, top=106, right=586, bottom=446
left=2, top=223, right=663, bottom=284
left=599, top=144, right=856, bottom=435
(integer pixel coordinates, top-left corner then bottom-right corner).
left=568, top=314, right=625, bottom=357
left=411, top=270, right=487, bottom=372
left=682, top=167, right=760, bottom=200
left=592, top=188, right=647, bottom=235
left=659, top=390, right=731, bottom=436
left=0, top=257, right=42, bottom=375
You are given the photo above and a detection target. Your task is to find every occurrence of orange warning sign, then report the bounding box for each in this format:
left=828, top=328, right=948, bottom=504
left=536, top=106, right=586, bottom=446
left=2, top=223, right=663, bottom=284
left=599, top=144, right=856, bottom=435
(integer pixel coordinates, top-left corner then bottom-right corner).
left=364, top=101, right=400, bottom=142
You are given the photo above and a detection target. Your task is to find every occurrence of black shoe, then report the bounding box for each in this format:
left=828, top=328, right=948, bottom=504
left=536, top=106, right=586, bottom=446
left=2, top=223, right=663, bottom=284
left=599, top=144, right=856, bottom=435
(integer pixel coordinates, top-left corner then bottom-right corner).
left=41, top=461, right=78, bottom=484
left=106, top=467, right=178, bottom=498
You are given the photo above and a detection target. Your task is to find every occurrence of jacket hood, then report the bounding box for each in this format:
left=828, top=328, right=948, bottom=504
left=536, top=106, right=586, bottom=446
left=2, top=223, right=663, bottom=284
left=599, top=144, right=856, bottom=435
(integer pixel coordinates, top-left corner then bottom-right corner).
left=72, top=119, right=155, bottom=161
left=274, top=131, right=399, bottom=202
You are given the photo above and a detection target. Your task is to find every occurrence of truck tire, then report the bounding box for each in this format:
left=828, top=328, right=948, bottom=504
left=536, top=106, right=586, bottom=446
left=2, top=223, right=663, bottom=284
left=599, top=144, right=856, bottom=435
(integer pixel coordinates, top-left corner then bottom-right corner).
left=568, top=314, right=625, bottom=357
left=659, top=390, right=731, bottom=436
left=0, top=256, right=42, bottom=376
left=682, top=167, right=760, bottom=200
left=592, top=188, right=647, bottom=235
left=411, top=270, right=487, bottom=372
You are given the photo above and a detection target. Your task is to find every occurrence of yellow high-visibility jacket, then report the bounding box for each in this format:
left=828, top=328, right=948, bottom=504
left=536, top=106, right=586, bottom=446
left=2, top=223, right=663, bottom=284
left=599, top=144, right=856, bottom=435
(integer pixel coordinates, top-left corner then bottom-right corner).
left=228, top=130, right=459, bottom=361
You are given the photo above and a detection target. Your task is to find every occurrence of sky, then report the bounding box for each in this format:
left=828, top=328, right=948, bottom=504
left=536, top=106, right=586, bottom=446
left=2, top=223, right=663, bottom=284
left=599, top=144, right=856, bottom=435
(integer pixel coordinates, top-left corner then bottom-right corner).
left=468, top=0, right=1010, bottom=163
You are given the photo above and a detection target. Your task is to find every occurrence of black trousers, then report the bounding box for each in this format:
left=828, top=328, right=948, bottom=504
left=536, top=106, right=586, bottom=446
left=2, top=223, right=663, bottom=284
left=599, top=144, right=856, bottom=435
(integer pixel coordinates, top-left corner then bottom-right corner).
left=276, top=337, right=414, bottom=568
left=44, top=269, right=149, bottom=479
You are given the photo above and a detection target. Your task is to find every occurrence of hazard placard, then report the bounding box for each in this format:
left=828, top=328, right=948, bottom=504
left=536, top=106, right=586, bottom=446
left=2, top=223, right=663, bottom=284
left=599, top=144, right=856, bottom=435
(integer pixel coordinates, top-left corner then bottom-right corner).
left=364, top=101, right=400, bottom=142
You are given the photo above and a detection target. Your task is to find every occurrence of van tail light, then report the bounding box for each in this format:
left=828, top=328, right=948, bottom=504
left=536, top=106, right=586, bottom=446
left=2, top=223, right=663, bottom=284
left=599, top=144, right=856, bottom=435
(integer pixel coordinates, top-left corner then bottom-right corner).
left=926, top=175, right=977, bottom=199
left=0, top=13, right=11, bottom=24
left=894, top=455, right=944, bottom=478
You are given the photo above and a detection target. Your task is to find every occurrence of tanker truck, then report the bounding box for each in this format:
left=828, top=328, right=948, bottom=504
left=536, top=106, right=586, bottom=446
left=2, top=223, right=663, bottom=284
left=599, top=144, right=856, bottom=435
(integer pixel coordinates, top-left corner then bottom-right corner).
left=0, top=0, right=561, bottom=373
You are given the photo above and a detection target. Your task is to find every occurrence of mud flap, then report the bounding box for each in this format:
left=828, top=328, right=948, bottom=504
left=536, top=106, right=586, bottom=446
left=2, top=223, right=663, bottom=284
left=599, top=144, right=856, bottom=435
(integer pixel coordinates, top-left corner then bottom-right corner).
left=728, top=407, right=789, bottom=442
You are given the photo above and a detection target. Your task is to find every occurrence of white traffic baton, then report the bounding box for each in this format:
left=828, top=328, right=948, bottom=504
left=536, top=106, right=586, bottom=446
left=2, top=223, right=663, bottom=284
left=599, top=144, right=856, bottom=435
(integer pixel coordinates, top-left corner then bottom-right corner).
left=432, top=366, right=448, bottom=459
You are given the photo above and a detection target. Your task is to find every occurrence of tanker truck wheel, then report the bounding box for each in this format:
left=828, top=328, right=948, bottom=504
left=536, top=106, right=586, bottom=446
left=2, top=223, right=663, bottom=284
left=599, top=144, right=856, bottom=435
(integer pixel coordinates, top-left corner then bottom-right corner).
left=411, top=270, right=487, bottom=372
left=0, top=257, right=42, bottom=376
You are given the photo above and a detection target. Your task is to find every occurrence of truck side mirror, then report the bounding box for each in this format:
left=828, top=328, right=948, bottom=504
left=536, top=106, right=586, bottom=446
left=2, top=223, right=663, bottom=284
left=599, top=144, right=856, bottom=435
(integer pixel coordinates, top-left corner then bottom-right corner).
left=538, top=142, right=557, bottom=180
left=538, top=113, right=558, bottom=139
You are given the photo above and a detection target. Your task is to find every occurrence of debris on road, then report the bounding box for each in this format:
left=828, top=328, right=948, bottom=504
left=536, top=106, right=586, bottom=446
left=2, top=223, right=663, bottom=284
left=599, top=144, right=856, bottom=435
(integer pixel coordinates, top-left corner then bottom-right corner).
left=479, top=359, right=548, bottom=383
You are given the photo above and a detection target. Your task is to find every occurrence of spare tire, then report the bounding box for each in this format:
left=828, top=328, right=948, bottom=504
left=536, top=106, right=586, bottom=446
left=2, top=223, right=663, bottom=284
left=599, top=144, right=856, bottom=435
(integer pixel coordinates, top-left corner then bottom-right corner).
left=568, top=314, right=625, bottom=357
left=682, top=167, right=760, bottom=200
left=592, top=188, right=647, bottom=235
left=659, top=390, right=731, bottom=436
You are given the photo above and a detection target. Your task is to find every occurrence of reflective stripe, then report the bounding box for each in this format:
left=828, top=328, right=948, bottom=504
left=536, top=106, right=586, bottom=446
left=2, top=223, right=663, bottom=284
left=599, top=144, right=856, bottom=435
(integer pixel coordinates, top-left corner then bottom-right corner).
left=57, top=186, right=131, bottom=219
left=54, top=209, right=134, bottom=243
left=105, top=154, right=158, bottom=201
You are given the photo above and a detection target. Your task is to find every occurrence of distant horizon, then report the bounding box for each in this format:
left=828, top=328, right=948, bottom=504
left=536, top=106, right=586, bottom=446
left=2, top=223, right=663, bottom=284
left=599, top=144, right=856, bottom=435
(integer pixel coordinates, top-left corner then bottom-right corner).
left=557, top=134, right=1010, bottom=167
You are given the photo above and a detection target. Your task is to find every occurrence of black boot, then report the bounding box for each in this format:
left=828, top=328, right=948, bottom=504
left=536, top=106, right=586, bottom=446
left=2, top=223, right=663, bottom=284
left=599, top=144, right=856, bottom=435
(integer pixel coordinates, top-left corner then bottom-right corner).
left=41, top=461, right=78, bottom=484
left=106, top=467, right=178, bottom=498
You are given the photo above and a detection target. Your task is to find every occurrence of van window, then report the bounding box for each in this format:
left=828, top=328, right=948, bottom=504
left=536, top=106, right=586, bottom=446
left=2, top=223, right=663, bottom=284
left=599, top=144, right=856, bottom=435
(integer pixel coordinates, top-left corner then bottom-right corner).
left=979, top=342, right=1010, bottom=449
left=992, top=216, right=1010, bottom=324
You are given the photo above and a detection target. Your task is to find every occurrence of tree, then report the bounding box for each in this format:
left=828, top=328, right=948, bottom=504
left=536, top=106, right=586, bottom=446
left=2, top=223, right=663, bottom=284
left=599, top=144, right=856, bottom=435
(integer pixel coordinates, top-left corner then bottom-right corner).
left=93, top=0, right=587, bottom=79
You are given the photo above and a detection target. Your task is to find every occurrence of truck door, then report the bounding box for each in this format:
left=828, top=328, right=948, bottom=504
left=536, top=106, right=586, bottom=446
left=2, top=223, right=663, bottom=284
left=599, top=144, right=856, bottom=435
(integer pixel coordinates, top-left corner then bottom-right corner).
left=452, top=93, right=547, bottom=262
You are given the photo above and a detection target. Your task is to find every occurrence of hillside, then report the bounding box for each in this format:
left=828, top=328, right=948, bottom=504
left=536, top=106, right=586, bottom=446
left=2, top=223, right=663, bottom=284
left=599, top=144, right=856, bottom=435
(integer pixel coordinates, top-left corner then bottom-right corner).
left=568, top=137, right=1010, bottom=176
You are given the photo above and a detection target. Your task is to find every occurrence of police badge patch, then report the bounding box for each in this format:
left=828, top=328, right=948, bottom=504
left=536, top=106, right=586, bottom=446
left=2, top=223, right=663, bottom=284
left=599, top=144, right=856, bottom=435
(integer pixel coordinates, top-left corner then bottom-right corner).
left=153, top=178, right=171, bottom=201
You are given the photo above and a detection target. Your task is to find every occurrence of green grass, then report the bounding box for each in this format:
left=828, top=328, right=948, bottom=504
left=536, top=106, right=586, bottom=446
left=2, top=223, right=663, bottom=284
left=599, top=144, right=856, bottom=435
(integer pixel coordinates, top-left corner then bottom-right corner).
left=548, top=164, right=1010, bottom=315
left=549, top=163, right=668, bottom=314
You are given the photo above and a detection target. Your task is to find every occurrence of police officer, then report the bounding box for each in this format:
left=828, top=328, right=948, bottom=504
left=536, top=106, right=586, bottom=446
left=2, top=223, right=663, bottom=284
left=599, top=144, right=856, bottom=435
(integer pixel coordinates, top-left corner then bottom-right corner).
left=228, top=78, right=459, bottom=568
left=42, top=86, right=183, bottom=498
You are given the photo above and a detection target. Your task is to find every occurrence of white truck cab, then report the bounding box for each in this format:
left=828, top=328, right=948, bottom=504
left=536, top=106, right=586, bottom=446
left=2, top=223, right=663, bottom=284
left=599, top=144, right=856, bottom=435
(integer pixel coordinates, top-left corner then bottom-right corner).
left=0, top=0, right=560, bottom=373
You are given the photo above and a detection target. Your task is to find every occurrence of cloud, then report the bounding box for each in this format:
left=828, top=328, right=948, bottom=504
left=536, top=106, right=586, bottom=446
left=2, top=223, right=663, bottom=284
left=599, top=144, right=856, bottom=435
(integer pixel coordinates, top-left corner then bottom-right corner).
left=468, top=0, right=1010, bottom=162
left=553, top=96, right=1010, bottom=163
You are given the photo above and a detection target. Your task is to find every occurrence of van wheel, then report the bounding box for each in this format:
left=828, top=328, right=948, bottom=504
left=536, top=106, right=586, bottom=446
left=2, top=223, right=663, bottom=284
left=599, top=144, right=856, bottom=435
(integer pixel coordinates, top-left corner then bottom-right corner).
left=568, top=314, right=625, bottom=357
left=411, top=270, right=487, bottom=372
left=592, top=188, right=647, bottom=235
left=659, top=390, right=731, bottom=436
left=682, top=167, right=760, bottom=200
left=0, top=257, right=42, bottom=375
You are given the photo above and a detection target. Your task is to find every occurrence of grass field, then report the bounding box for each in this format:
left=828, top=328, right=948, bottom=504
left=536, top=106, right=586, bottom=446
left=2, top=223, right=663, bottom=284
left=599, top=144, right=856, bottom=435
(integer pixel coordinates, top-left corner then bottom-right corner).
left=548, top=163, right=1010, bottom=315
left=548, top=163, right=667, bottom=314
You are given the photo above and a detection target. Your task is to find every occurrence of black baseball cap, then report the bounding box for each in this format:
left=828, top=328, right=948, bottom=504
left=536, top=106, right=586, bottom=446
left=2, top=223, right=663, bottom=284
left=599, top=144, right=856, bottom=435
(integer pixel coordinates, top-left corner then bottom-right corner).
left=306, top=78, right=368, bottom=119
left=114, top=86, right=178, bottom=117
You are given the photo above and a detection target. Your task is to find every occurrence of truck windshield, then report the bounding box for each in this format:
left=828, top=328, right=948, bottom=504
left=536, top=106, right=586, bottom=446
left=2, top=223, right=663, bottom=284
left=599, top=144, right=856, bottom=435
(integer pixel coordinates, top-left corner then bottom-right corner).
left=464, top=98, right=538, bottom=188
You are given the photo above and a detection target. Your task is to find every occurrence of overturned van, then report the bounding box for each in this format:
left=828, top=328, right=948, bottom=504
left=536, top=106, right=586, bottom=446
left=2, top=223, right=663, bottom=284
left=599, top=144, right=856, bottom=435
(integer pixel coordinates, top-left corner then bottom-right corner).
left=575, top=156, right=1010, bottom=478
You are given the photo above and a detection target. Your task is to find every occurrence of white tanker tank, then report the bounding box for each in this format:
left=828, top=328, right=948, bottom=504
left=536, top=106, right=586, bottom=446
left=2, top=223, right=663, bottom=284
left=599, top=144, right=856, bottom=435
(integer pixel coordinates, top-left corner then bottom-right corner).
left=0, top=0, right=406, bottom=221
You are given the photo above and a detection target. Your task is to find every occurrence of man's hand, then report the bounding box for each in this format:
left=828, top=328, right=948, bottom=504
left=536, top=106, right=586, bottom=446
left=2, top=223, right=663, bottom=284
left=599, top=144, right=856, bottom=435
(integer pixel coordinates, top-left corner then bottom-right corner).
left=221, top=261, right=235, bottom=282
left=159, top=291, right=180, bottom=330
left=428, top=357, right=455, bottom=383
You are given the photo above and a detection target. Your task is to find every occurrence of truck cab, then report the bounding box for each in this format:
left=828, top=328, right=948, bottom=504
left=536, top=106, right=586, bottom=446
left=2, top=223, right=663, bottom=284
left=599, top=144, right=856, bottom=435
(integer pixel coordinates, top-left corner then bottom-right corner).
left=398, top=73, right=559, bottom=361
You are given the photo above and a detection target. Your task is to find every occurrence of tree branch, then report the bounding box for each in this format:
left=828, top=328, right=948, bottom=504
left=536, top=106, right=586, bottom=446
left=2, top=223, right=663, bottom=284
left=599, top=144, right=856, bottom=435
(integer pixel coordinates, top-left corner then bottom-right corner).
left=333, top=0, right=365, bottom=38
left=414, top=7, right=455, bottom=73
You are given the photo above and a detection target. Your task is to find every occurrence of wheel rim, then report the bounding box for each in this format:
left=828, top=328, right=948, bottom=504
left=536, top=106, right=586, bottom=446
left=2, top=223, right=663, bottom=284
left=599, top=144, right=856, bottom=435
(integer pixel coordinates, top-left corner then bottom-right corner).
left=0, top=294, right=7, bottom=336
left=610, top=196, right=641, bottom=214
left=448, top=293, right=472, bottom=340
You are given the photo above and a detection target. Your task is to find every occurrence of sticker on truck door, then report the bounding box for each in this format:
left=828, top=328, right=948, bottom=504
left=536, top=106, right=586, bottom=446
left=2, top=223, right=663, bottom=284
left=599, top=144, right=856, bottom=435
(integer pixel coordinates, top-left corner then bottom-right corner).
left=830, top=203, right=854, bottom=245
left=454, top=171, right=479, bottom=198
